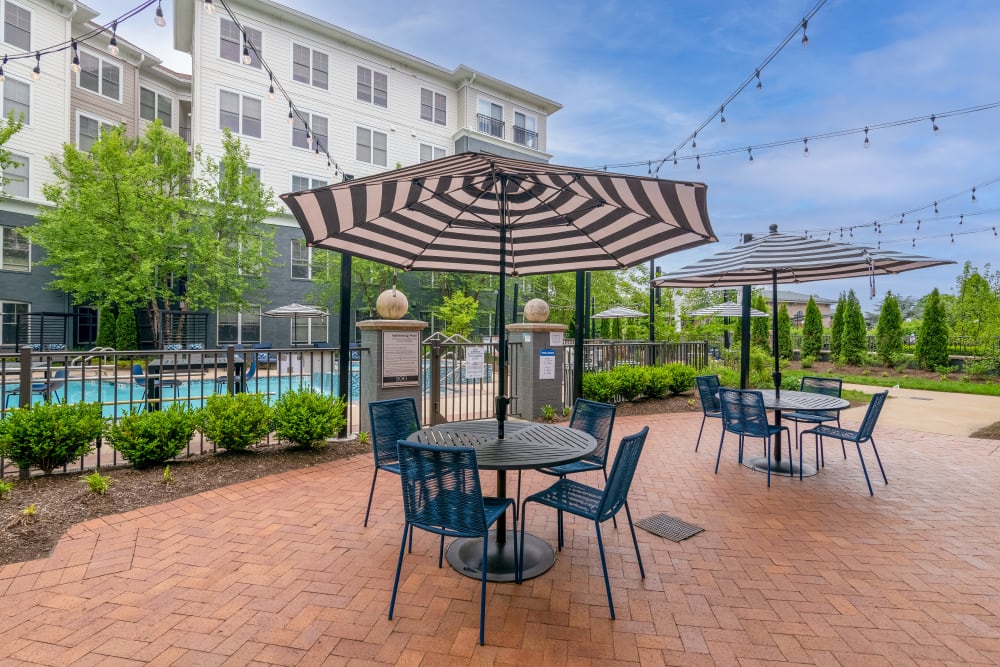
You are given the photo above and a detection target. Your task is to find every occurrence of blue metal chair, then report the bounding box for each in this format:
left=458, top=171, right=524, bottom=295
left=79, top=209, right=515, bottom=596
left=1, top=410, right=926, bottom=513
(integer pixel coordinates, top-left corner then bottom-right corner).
left=717, top=388, right=790, bottom=487
left=799, top=390, right=889, bottom=495
left=4, top=369, right=66, bottom=408
left=252, top=342, right=277, bottom=364
left=131, top=364, right=182, bottom=406
left=519, top=426, right=648, bottom=619
left=784, top=376, right=845, bottom=463
left=214, top=357, right=257, bottom=393
left=389, top=440, right=514, bottom=646
left=694, top=374, right=722, bottom=452
left=364, top=397, right=421, bottom=527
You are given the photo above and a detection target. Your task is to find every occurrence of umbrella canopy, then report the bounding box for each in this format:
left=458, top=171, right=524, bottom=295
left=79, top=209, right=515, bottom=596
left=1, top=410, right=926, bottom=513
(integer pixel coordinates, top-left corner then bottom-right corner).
left=690, top=303, right=767, bottom=318
left=263, top=303, right=329, bottom=318
left=280, top=152, right=717, bottom=436
left=591, top=306, right=647, bottom=319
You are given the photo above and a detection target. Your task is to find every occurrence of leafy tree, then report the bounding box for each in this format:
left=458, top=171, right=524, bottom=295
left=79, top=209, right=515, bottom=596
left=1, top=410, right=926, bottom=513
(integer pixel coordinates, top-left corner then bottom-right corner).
left=829, top=292, right=846, bottom=361
left=777, top=303, right=792, bottom=359
left=436, top=291, right=479, bottom=338
left=840, top=290, right=867, bottom=365
left=949, top=262, right=1000, bottom=345
left=115, top=306, right=138, bottom=351
left=915, top=288, right=950, bottom=369
left=875, top=291, right=903, bottom=366
left=750, top=293, right=770, bottom=350
left=28, top=123, right=275, bottom=348
left=95, top=307, right=116, bottom=349
left=801, top=296, right=823, bottom=359
left=0, top=111, right=24, bottom=197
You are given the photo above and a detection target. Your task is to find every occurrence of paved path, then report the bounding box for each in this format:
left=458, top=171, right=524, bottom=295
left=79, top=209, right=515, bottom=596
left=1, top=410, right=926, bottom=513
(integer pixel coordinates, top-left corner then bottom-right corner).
left=843, top=383, right=1000, bottom=437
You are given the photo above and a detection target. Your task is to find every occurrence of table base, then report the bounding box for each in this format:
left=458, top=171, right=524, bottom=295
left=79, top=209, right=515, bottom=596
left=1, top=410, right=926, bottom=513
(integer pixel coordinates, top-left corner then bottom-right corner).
left=446, top=529, right=554, bottom=583
left=743, top=455, right=817, bottom=478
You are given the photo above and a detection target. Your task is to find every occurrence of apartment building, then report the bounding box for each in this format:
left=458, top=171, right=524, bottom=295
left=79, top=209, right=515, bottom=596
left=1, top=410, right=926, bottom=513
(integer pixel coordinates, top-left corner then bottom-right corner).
left=0, top=0, right=561, bottom=349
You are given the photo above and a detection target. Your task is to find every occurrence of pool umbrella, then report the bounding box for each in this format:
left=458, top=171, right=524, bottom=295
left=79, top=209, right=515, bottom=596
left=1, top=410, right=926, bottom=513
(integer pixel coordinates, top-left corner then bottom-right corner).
left=264, top=303, right=329, bottom=345
left=280, top=151, right=717, bottom=437
left=690, top=303, right=767, bottom=317
left=591, top=305, right=646, bottom=339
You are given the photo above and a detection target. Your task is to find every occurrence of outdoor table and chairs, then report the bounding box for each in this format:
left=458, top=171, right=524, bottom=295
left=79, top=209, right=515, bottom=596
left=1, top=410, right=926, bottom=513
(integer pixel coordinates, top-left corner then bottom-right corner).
left=408, top=419, right=597, bottom=582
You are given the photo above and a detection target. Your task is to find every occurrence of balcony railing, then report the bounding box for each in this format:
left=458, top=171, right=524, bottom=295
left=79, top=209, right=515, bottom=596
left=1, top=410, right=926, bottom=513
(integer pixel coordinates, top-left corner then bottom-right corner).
left=477, top=114, right=504, bottom=139
left=513, top=125, right=538, bottom=149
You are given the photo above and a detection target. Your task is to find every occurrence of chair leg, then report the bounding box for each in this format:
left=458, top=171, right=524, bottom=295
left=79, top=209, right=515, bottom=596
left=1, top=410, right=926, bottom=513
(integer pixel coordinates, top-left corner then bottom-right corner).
left=601, top=470, right=618, bottom=528
left=388, top=522, right=410, bottom=620
left=837, top=417, right=847, bottom=459
left=594, top=521, right=615, bottom=619
left=714, top=430, right=726, bottom=474
left=517, top=501, right=528, bottom=585
left=765, top=437, right=771, bottom=488
left=695, top=414, right=707, bottom=451
left=870, top=436, right=888, bottom=485
left=363, top=468, right=379, bottom=527
left=855, top=440, right=874, bottom=496
left=623, top=502, right=644, bottom=578
left=514, top=471, right=521, bottom=522
left=438, top=535, right=445, bottom=568
left=479, top=536, right=488, bottom=645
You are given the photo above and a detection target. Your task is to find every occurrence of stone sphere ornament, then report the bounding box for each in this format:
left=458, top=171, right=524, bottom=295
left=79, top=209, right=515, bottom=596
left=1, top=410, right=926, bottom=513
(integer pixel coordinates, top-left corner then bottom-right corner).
left=523, top=298, right=550, bottom=323
left=376, top=289, right=409, bottom=319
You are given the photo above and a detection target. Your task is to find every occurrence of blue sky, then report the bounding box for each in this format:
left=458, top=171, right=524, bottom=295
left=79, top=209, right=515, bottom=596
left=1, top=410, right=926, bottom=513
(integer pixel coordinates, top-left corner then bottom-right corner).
left=93, top=0, right=1000, bottom=310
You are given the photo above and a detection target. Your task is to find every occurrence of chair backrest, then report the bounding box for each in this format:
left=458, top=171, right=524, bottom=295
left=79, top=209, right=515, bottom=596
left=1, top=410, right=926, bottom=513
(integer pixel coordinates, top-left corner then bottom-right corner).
left=49, top=368, right=67, bottom=389
left=857, top=390, right=889, bottom=441
left=131, top=363, right=146, bottom=386
left=242, top=357, right=257, bottom=381
left=695, top=374, right=721, bottom=414
left=719, top=388, right=773, bottom=438
left=396, top=440, right=488, bottom=536
left=569, top=398, right=616, bottom=466
left=597, top=426, right=649, bottom=522
left=799, top=376, right=843, bottom=418
left=369, top=397, right=421, bottom=466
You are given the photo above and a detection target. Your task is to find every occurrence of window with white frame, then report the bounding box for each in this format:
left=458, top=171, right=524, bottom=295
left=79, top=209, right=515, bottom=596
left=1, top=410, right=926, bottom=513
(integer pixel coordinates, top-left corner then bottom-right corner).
left=419, top=143, right=445, bottom=163
left=291, top=175, right=328, bottom=192
left=420, top=88, right=446, bottom=125
left=217, top=305, right=261, bottom=345
left=290, top=239, right=313, bottom=280
left=3, top=2, right=29, bottom=51
left=292, top=43, right=328, bottom=89
left=1, top=300, right=28, bottom=346
left=139, top=87, right=172, bottom=128
left=219, top=90, right=261, bottom=138
left=356, top=127, right=387, bottom=166
left=477, top=98, right=504, bottom=138
left=77, top=50, right=120, bottom=101
left=292, top=315, right=327, bottom=345
left=78, top=115, right=114, bottom=151
left=356, top=65, right=387, bottom=107
left=3, top=153, right=26, bottom=197
left=292, top=112, right=327, bottom=150
left=513, top=111, right=538, bottom=149
left=2, top=77, right=28, bottom=124
left=1, top=225, right=29, bottom=272
left=220, top=18, right=261, bottom=68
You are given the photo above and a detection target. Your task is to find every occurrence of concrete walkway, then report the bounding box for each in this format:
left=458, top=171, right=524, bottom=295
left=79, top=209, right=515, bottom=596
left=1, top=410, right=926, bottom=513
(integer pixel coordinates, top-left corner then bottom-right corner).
left=843, top=383, right=1000, bottom=437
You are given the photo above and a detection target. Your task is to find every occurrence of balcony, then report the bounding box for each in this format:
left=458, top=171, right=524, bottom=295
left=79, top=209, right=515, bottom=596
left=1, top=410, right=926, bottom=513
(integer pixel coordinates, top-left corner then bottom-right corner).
left=477, top=113, right=504, bottom=139
left=513, top=125, right=538, bottom=149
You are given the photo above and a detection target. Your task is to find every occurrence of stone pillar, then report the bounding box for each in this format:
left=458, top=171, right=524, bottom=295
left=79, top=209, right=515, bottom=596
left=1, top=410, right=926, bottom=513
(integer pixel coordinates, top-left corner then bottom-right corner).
left=357, top=319, right=428, bottom=433
left=507, top=321, right=568, bottom=421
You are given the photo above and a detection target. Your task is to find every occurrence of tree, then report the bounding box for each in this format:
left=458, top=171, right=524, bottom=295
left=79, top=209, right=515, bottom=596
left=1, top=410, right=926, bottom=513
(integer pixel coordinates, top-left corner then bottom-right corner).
left=95, top=308, right=116, bottom=349
left=29, top=123, right=276, bottom=348
left=0, top=111, right=24, bottom=198
left=829, top=292, right=846, bottom=361
left=750, top=293, right=770, bottom=349
left=801, top=297, right=823, bottom=360
left=840, top=290, right=867, bottom=365
left=875, top=292, right=903, bottom=366
left=949, top=262, right=1000, bottom=346
left=915, top=288, right=950, bottom=370
left=777, top=303, right=792, bottom=359
left=115, top=306, right=138, bottom=351
left=436, top=291, right=479, bottom=338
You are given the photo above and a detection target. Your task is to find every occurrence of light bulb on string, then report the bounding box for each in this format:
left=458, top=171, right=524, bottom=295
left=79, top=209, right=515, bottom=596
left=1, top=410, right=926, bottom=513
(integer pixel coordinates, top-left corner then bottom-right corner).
left=754, top=69, right=762, bottom=90
left=960, top=214, right=964, bottom=225
left=695, top=155, right=701, bottom=170
left=0, top=55, right=6, bottom=82
left=242, top=32, right=251, bottom=65
left=899, top=213, right=905, bottom=225
left=108, top=21, right=119, bottom=56
left=994, top=227, right=997, bottom=237
left=827, top=232, right=831, bottom=241
left=916, top=220, right=921, bottom=231
left=672, top=151, right=677, bottom=166
left=204, top=0, right=214, bottom=15
left=71, top=41, right=80, bottom=73
left=849, top=227, right=853, bottom=238
left=802, top=138, right=809, bottom=157
left=719, top=105, right=726, bottom=124
left=951, top=233, right=955, bottom=244
left=972, top=187, right=977, bottom=202
left=747, top=147, right=753, bottom=164
left=863, top=127, right=870, bottom=148
left=306, top=130, right=312, bottom=147
left=801, top=18, right=809, bottom=46
left=154, top=0, right=166, bottom=27
left=912, top=238, right=916, bottom=248
left=31, top=52, right=40, bottom=80
left=647, top=161, right=651, bottom=176
left=930, top=114, right=939, bottom=133
left=288, top=103, right=294, bottom=125
left=934, top=201, right=939, bottom=214
left=877, top=240, right=881, bottom=249
left=691, top=132, right=697, bottom=149
left=267, top=74, right=275, bottom=100
left=839, top=228, right=843, bottom=238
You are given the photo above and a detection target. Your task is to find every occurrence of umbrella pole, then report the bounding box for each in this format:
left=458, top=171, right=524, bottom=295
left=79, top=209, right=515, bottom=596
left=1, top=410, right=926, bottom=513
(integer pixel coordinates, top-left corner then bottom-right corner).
left=740, top=286, right=751, bottom=389
left=496, top=180, right=509, bottom=440
left=771, top=269, right=781, bottom=396
left=338, top=253, right=352, bottom=437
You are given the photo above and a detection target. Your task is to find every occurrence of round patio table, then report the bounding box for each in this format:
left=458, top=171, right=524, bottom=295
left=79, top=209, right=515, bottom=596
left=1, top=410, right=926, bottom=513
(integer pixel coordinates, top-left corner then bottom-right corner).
left=743, top=389, right=849, bottom=478
left=409, top=419, right=597, bottom=582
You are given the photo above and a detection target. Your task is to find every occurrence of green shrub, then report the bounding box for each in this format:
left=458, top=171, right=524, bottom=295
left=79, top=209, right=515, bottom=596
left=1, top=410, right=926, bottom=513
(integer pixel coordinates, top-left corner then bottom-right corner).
left=611, top=365, right=645, bottom=401
left=83, top=471, right=110, bottom=494
left=107, top=404, right=199, bottom=469
left=662, top=363, right=697, bottom=395
left=916, top=288, right=950, bottom=370
left=272, top=390, right=346, bottom=447
left=582, top=371, right=617, bottom=403
left=800, top=355, right=815, bottom=369
left=115, top=306, right=138, bottom=351
left=717, top=367, right=741, bottom=388
left=0, top=402, right=104, bottom=474
left=539, top=405, right=556, bottom=421
left=0, top=479, right=13, bottom=497
left=801, top=297, right=824, bottom=359
left=644, top=366, right=671, bottom=399
left=198, top=393, right=272, bottom=451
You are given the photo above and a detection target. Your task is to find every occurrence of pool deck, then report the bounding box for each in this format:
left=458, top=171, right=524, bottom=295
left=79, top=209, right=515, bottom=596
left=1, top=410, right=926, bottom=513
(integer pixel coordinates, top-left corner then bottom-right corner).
left=0, top=405, right=998, bottom=665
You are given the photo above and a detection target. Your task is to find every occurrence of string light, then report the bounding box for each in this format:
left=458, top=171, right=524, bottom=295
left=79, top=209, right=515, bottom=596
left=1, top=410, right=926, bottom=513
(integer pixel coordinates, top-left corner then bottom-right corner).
left=267, top=73, right=275, bottom=100
left=800, top=18, right=809, bottom=45
left=951, top=233, right=955, bottom=244
left=287, top=102, right=294, bottom=125
left=154, top=0, right=166, bottom=27
left=933, top=201, right=939, bottom=214
left=719, top=106, right=726, bottom=124
left=695, top=155, right=701, bottom=170
left=802, top=138, right=809, bottom=157
left=204, top=0, right=214, bottom=14
left=863, top=126, right=870, bottom=148
left=930, top=114, right=939, bottom=133
left=960, top=214, right=964, bottom=225
left=972, top=187, right=977, bottom=202
left=691, top=131, right=697, bottom=149
left=108, top=21, right=119, bottom=56
left=71, top=41, right=80, bottom=73
left=0, top=55, right=6, bottom=82
left=754, top=69, right=762, bottom=90
left=306, top=130, right=312, bottom=147
left=241, top=32, right=251, bottom=65
left=747, top=146, right=753, bottom=163
left=672, top=151, right=678, bottom=166
left=31, top=52, right=39, bottom=80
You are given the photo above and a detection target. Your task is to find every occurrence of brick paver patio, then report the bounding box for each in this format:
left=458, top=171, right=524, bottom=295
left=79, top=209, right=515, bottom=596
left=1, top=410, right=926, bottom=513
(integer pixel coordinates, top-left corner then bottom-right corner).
left=0, top=410, right=998, bottom=665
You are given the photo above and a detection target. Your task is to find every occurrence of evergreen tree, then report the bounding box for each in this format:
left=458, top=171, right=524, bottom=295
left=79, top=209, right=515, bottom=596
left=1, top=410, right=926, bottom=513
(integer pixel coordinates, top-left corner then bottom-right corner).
left=875, top=292, right=903, bottom=366
left=840, top=290, right=867, bottom=365
left=750, top=293, right=770, bottom=350
left=95, top=308, right=116, bottom=349
left=777, top=303, right=793, bottom=359
left=801, top=296, right=823, bottom=360
left=829, top=292, right=847, bottom=361
left=915, top=288, right=950, bottom=369
left=115, top=307, right=138, bottom=351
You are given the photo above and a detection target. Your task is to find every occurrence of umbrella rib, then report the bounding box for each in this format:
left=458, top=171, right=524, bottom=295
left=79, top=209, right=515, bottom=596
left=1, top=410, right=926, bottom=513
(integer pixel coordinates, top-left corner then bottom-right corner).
left=410, top=175, right=499, bottom=230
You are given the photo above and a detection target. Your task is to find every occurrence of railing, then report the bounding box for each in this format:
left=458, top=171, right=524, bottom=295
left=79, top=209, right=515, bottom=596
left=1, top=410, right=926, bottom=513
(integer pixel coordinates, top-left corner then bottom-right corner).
left=422, top=339, right=520, bottom=425
left=513, top=125, right=537, bottom=148
left=477, top=113, right=504, bottom=139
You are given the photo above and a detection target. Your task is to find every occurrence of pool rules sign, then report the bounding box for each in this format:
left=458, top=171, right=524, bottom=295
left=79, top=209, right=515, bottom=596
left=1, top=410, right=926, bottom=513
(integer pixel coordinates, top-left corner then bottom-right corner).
left=381, top=330, right=420, bottom=388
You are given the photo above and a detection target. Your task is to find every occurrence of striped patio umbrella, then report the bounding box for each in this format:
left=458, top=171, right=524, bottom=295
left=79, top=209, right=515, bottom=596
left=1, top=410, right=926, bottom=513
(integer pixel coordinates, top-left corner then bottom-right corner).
left=591, top=306, right=647, bottom=319
left=690, top=303, right=767, bottom=318
left=280, top=152, right=717, bottom=437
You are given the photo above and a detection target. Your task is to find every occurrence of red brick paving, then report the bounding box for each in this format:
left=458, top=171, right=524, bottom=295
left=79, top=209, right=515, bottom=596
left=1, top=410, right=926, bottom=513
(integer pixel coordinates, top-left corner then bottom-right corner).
left=0, top=411, right=998, bottom=665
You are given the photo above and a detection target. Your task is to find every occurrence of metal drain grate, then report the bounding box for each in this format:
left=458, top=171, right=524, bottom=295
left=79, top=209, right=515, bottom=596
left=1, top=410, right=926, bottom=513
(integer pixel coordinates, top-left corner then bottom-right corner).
left=635, top=513, right=704, bottom=542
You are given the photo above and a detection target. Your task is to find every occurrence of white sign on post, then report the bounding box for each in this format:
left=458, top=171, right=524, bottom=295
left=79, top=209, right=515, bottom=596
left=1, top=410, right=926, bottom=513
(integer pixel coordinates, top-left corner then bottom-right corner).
left=382, top=330, right=420, bottom=387
left=549, top=331, right=564, bottom=346
left=539, top=348, right=556, bottom=380
left=465, top=347, right=485, bottom=380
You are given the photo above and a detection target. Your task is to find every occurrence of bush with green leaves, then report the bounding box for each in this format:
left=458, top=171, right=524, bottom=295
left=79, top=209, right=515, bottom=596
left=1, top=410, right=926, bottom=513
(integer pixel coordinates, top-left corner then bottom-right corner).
left=661, top=363, right=697, bottom=395
left=875, top=292, right=903, bottom=367
left=107, top=404, right=199, bottom=469
left=272, top=389, right=346, bottom=447
left=0, top=402, right=104, bottom=474
left=717, top=367, right=741, bottom=388
left=916, top=288, right=950, bottom=370
left=582, top=371, right=617, bottom=403
left=801, top=297, right=824, bottom=360
left=610, top=365, right=646, bottom=401
left=801, top=355, right=815, bottom=369
left=644, top=366, right=671, bottom=399
left=198, top=393, right=272, bottom=451
left=840, top=290, right=868, bottom=365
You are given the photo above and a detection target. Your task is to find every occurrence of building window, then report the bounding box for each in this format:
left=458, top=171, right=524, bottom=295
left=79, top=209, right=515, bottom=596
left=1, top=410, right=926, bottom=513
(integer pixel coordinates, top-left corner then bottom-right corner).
left=2, top=77, right=28, bottom=124
left=420, top=88, right=446, bottom=125
left=513, top=111, right=538, bottom=149
left=217, top=305, right=261, bottom=345
left=1, top=300, right=28, bottom=346
left=1, top=225, right=29, bottom=272
left=292, top=44, right=328, bottom=89
left=78, top=50, right=121, bottom=101
left=4, top=153, right=26, bottom=197
left=3, top=2, right=29, bottom=51
left=291, top=175, right=328, bottom=192
left=291, top=239, right=313, bottom=280
left=292, top=315, right=327, bottom=345
left=356, top=127, right=387, bottom=166
left=139, top=87, right=173, bottom=128
left=477, top=99, right=504, bottom=138
left=419, top=143, right=445, bottom=163
left=356, top=65, right=387, bottom=107
left=75, top=306, right=98, bottom=347
left=78, top=115, right=114, bottom=151
left=292, top=112, right=327, bottom=150
left=220, top=18, right=261, bottom=68
left=219, top=90, right=261, bottom=138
